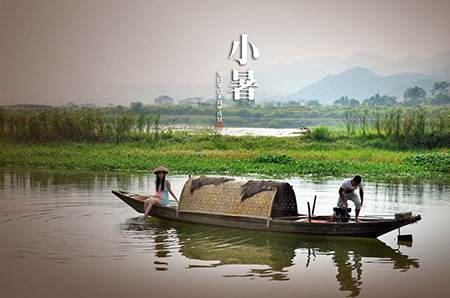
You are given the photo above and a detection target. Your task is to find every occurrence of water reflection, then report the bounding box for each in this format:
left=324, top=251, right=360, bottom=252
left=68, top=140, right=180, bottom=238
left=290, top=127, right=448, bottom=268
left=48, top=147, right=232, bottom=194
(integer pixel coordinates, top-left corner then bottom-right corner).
left=122, top=218, right=419, bottom=295
left=334, top=251, right=362, bottom=297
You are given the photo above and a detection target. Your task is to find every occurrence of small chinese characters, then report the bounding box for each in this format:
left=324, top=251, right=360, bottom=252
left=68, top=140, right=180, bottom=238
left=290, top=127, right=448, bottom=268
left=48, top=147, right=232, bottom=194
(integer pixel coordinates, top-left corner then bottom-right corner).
left=215, top=72, right=224, bottom=128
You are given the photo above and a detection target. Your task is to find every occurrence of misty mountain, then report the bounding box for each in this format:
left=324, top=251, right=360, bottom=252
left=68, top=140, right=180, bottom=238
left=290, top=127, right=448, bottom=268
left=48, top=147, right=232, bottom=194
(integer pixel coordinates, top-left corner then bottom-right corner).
left=256, top=61, right=326, bottom=96
left=290, top=67, right=434, bottom=103
left=107, top=62, right=326, bottom=104
left=2, top=50, right=448, bottom=106
left=239, top=50, right=450, bottom=100
left=301, top=50, right=450, bottom=78
left=301, top=56, right=348, bottom=75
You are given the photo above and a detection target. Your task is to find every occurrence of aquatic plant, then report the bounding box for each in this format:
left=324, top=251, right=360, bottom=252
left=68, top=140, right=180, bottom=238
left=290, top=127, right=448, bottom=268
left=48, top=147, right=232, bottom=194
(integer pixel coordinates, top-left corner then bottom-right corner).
left=404, top=152, right=450, bottom=173
left=254, top=154, right=295, bottom=164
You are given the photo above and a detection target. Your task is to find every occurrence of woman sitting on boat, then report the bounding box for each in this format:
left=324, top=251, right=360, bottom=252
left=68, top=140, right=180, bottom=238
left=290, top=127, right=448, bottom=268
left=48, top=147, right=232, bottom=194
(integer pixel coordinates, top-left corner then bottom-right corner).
left=143, top=166, right=179, bottom=220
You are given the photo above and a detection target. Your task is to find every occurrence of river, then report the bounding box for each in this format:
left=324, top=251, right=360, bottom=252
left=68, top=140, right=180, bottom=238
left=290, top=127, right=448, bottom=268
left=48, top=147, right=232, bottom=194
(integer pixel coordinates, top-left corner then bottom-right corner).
left=0, top=168, right=449, bottom=298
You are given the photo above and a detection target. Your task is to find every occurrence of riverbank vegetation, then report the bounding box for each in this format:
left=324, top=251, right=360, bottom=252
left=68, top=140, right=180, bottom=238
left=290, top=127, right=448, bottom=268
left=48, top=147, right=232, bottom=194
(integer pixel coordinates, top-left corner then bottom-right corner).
left=0, top=104, right=449, bottom=148
left=0, top=104, right=448, bottom=182
left=0, top=135, right=448, bottom=182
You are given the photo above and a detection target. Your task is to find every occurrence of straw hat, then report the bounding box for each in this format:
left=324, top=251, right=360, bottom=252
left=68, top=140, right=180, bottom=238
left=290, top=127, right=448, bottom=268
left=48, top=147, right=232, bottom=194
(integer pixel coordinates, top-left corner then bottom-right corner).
left=153, top=165, right=169, bottom=174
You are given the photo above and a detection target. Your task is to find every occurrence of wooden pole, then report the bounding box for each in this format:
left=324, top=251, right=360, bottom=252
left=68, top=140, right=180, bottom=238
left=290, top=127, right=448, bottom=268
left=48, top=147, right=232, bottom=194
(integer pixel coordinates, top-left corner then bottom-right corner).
left=312, top=195, right=317, bottom=216
left=307, top=202, right=311, bottom=222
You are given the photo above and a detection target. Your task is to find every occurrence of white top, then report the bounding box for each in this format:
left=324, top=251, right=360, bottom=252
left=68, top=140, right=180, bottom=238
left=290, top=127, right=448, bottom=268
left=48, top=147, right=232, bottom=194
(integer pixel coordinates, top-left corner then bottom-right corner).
left=341, top=178, right=363, bottom=192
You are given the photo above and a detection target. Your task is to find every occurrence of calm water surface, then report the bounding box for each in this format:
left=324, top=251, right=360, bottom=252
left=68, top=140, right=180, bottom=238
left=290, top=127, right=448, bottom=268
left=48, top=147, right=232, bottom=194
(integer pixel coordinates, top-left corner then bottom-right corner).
left=218, top=127, right=302, bottom=137
left=0, top=168, right=449, bottom=298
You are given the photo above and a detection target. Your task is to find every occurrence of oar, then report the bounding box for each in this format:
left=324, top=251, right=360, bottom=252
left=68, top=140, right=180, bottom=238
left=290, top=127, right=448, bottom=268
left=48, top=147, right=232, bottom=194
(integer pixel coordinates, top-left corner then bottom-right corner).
left=307, top=202, right=311, bottom=222
left=312, top=195, right=317, bottom=216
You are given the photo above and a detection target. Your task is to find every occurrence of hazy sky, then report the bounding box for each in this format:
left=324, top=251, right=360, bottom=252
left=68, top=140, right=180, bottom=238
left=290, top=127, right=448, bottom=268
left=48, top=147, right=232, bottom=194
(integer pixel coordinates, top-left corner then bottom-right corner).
left=1, top=0, right=450, bottom=103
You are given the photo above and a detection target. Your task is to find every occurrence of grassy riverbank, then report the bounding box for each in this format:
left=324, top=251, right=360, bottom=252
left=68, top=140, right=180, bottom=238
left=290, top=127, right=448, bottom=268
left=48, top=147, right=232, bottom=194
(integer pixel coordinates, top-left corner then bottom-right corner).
left=0, top=134, right=448, bottom=182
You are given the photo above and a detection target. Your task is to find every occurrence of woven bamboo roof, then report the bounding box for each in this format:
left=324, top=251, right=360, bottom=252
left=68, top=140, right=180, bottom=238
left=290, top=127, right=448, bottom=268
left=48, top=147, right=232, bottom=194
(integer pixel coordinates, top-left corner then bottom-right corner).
left=179, top=176, right=298, bottom=219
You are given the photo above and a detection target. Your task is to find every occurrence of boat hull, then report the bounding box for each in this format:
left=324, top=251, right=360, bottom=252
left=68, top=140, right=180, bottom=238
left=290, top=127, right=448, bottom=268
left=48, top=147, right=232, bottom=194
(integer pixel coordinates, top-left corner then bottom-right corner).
left=112, top=190, right=421, bottom=238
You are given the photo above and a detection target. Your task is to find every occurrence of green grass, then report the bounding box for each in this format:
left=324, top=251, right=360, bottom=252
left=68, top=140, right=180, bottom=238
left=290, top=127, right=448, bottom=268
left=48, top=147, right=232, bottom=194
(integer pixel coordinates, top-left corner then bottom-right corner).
left=0, top=134, right=448, bottom=183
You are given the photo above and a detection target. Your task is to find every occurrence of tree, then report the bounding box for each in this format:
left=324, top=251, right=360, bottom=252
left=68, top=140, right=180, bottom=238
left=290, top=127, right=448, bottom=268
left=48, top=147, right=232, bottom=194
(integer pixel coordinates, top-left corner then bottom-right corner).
left=305, top=100, right=321, bottom=107
left=348, top=98, right=360, bottom=107
left=431, top=81, right=450, bottom=96
left=403, top=87, right=426, bottom=106
left=154, top=95, right=174, bottom=105
left=333, top=96, right=360, bottom=107
left=362, top=94, right=397, bottom=107
left=286, top=100, right=300, bottom=106
left=262, top=101, right=274, bottom=108
left=430, top=81, right=450, bottom=105
left=130, top=101, right=144, bottom=112
left=431, top=94, right=450, bottom=105
left=358, top=109, right=369, bottom=135
left=235, top=99, right=254, bottom=108
left=372, top=109, right=382, bottom=136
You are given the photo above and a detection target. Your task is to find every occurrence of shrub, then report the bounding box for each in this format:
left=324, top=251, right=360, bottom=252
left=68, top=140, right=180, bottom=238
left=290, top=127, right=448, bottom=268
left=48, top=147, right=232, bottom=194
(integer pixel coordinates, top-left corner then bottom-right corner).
left=254, top=154, right=295, bottom=164
left=307, top=126, right=334, bottom=141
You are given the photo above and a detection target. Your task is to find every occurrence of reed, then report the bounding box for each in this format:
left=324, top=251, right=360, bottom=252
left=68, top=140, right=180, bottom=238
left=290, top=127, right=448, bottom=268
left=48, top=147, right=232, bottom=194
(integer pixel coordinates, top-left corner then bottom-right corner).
left=0, top=105, right=449, bottom=148
left=0, top=106, right=163, bottom=143
left=365, top=106, right=449, bottom=148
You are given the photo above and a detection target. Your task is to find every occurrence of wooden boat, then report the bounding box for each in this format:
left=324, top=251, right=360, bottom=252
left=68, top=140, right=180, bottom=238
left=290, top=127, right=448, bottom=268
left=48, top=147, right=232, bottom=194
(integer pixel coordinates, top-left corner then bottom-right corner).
left=112, top=176, right=421, bottom=238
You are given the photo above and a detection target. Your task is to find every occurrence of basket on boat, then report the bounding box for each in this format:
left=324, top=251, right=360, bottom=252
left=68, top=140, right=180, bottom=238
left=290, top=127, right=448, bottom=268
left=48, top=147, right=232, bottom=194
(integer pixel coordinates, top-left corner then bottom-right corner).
left=178, top=176, right=298, bottom=219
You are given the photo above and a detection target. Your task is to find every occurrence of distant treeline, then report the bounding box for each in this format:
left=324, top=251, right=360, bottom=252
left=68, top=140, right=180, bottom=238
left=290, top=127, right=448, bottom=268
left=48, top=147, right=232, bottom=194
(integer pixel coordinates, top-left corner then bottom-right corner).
left=280, top=81, right=450, bottom=108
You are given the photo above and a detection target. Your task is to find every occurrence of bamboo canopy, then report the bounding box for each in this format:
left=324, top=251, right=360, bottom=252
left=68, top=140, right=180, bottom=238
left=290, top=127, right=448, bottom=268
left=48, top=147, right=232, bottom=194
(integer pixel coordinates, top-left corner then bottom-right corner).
left=179, top=176, right=298, bottom=219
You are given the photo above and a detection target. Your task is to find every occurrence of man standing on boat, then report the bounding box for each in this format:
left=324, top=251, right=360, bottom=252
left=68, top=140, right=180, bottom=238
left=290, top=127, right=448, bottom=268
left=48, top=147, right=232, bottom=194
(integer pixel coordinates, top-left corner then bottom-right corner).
left=337, top=175, right=364, bottom=222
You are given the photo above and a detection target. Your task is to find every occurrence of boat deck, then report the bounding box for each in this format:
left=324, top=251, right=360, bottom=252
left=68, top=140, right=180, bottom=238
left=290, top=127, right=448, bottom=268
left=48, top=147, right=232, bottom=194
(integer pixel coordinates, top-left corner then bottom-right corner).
left=112, top=190, right=421, bottom=238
